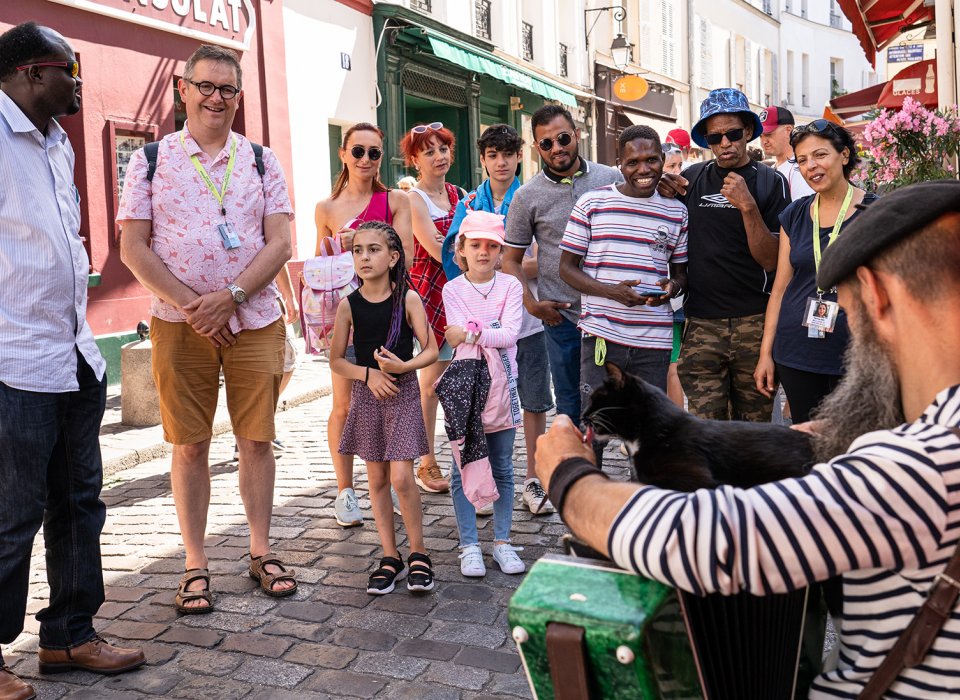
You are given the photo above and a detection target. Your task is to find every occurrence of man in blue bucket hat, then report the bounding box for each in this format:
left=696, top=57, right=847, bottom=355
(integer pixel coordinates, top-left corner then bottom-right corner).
left=658, top=88, right=790, bottom=422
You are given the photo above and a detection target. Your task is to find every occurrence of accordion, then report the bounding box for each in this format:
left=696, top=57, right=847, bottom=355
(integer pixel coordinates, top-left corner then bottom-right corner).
left=508, top=552, right=822, bottom=700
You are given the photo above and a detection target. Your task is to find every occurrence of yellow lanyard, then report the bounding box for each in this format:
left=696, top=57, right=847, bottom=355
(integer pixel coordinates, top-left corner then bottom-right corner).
left=812, top=184, right=854, bottom=293
left=180, top=131, right=236, bottom=216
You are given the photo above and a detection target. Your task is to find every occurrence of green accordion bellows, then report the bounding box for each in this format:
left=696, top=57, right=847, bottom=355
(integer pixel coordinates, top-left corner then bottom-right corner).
left=508, top=554, right=703, bottom=700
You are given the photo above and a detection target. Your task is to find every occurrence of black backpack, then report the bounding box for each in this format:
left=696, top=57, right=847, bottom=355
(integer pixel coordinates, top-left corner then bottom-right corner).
left=143, top=139, right=265, bottom=182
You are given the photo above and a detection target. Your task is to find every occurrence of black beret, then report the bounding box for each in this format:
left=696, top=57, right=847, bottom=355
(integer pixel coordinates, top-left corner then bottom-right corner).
left=817, top=180, right=960, bottom=290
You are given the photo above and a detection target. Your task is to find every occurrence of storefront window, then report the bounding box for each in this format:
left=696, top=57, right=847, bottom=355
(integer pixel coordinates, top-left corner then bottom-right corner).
left=108, top=120, right=158, bottom=247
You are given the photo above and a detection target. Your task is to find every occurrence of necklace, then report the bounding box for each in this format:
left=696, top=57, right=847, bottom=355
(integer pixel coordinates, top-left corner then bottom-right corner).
left=418, top=184, right=446, bottom=198
left=465, top=272, right=496, bottom=300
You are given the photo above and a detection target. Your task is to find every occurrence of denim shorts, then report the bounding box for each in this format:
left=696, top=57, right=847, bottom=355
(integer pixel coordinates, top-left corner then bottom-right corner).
left=516, top=331, right=554, bottom=413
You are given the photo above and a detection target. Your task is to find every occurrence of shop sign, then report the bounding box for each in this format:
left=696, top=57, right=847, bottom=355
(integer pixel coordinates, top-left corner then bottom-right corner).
left=46, top=0, right=256, bottom=51
left=886, top=44, right=923, bottom=64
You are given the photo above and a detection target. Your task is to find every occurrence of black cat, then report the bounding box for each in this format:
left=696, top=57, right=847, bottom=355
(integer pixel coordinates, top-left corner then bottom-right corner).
left=582, top=364, right=815, bottom=491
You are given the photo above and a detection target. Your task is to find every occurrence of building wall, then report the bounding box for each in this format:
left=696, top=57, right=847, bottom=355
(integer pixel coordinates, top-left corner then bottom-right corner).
left=282, top=0, right=376, bottom=259
left=778, top=0, right=876, bottom=120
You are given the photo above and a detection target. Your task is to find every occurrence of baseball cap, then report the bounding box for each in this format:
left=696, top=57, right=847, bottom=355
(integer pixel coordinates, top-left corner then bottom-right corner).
left=458, top=210, right=505, bottom=246
left=665, top=128, right=691, bottom=149
left=759, top=106, right=796, bottom=134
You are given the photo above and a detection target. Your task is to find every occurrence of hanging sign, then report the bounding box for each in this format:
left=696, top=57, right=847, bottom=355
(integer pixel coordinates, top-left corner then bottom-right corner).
left=886, top=44, right=924, bottom=64
left=613, top=75, right=649, bottom=102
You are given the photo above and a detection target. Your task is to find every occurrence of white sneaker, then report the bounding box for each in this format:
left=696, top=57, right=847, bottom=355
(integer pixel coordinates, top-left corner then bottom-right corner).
left=334, top=488, right=363, bottom=528
left=459, top=544, right=486, bottom=577
left=492, top=543, right=525, bottom=575
left=522, top=478, right=555, bottom=514
left=476, top=502, right=494, bottom=516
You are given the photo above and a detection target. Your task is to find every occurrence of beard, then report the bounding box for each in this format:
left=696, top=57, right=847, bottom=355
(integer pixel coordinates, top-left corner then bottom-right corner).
left=811, top=298, right=905, bottom=462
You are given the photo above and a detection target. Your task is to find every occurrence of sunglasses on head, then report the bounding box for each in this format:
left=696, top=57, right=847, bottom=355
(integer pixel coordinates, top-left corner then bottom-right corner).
left=16, top=61, right=80, bottom=78
left=350, top=145, right=383, bottom=161
left=704, top=128, right=744, bottom=146
left=662, top=143, right=682, bottom=154
left=790, top=119, right=842, bottom=146
left=537, top=131, right=574, bottom=151
left=411, top=121, right=443, bottom=135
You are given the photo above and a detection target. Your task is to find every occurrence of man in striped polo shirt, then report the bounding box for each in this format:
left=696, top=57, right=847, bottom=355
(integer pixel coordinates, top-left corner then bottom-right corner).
left=559, top=125, right=688, bottom=468
left=536, top=180, right=960, bottom=698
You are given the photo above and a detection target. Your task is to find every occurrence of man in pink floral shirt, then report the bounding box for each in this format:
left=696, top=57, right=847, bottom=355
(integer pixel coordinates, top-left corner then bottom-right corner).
left=118, top=45, right=295, bottom=612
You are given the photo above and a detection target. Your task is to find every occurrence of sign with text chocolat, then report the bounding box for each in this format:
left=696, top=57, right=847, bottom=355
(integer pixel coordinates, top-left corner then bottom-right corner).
left=47, top=0, right=257, bottom=51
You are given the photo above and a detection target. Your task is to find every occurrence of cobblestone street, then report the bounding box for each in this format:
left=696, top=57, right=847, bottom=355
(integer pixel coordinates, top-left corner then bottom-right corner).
left=5, top=356, right=634, bottom=699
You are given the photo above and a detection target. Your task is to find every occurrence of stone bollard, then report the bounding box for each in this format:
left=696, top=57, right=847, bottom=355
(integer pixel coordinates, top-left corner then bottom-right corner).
left=121, top=322, right=162, bottom=427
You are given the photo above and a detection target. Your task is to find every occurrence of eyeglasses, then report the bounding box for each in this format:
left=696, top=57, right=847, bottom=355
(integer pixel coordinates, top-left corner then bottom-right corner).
left=790, top=119, right=842, bottom=146
left=704, top=128, right=744, bottom=146
left=350, top=145, right=382, bottom=161
left=188, top=79, right=240, bottom=100
left=537, top=131, right=574, bottom=151
left=16, top=61, right=80, bottom=78
left=411, top=121, right=443, bottom=135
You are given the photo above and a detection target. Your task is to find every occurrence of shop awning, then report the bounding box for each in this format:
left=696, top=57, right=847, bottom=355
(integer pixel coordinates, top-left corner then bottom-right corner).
left=829, top=59, right=938, bottom=118
left=422, top=32, right=579, bottom=107
left=837, top=0, right=935, bottom=66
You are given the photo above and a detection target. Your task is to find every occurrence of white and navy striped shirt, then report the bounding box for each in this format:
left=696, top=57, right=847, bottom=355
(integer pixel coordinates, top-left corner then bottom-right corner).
left=608, top=385, right=960, bottom=698
left=0, top=91, right=104, bottom=392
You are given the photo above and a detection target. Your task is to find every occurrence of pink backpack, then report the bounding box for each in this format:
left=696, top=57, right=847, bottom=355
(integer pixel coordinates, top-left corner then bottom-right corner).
left=300, top=235, right=358, bottom=354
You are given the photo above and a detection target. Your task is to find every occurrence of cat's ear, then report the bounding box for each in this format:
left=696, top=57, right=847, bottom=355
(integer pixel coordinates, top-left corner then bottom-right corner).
left=605, top=362, right=627, bottom=389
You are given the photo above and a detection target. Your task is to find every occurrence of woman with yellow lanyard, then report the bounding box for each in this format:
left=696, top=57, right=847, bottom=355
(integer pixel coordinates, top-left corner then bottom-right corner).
left=754, top=121, right=877, bottom=424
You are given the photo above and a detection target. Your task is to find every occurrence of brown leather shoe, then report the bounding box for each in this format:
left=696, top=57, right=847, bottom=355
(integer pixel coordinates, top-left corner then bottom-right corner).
left=0, top=666, right=35, bottom=700
left=37, top=636, right=145, bottom=675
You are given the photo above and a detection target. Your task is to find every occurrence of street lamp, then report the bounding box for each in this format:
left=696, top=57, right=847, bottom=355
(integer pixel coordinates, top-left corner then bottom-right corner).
left=610, top=33, right=633, bottom=70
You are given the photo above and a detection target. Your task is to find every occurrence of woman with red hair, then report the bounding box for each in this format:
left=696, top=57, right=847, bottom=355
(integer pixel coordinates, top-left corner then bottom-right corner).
left=399, top=122, right=464, bottom=494
left=315, top=122, right=412, bottom=528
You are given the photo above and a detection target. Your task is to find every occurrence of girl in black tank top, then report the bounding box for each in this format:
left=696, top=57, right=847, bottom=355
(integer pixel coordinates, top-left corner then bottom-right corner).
left=327, top=221, right=441, bottom=596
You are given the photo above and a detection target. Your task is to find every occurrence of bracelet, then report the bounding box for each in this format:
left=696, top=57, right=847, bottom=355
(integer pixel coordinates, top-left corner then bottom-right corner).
left=364, top=366, right=370, bottom=385
left=548, top=457, right=608, bottom=518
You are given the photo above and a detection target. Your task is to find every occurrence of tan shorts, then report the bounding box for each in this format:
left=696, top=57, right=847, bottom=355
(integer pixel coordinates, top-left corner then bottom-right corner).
left=151, top=317, right=285, bottom=445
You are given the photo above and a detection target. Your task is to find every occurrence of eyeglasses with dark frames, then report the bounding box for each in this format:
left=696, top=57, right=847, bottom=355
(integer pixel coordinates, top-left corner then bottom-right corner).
left=537, top=131, right=574, bottom=151
left=790, top=119, right=843, bottom=146
left=188, top=79, right=240, bottom=100
left=704, top=128, right=745, bottom=146
left=16, top=61, right=80, bottom=79
left=350, top=145, right=383, bottom=161
left=411, top=121, right=443, bottom=135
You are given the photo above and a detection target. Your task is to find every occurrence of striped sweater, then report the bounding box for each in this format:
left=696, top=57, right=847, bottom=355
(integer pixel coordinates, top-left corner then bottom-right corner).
left=608, top=384, right=960, bottom=698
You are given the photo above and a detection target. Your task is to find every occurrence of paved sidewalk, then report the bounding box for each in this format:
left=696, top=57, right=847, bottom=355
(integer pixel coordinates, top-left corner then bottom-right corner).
left=6, top=357, right=634, bottom=699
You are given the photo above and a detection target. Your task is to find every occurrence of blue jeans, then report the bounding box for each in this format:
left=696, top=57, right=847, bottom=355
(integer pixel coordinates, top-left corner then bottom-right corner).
left=543, top=318, right=582, bottom=421
left=0, top=351, right=107, bottom=651
left=449, top=428, right=517, bottom=547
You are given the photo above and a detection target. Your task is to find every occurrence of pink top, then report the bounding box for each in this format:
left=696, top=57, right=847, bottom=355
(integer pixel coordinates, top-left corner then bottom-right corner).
left=441, top=271, right=523, bottom=379
left=117, top=123, right=294, bottom=332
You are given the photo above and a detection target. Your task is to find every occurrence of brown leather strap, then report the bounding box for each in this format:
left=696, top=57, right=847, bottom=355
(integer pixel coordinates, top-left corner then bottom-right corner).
left=858, top=426, right=960, bottom=699
left=546, top=622, right=592, bottom=700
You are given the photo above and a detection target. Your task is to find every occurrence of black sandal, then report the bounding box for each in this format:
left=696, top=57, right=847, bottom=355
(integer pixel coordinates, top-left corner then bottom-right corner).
left=367, top=555, right=406, bottom=595
left=406, top=552, right=435, bottom=593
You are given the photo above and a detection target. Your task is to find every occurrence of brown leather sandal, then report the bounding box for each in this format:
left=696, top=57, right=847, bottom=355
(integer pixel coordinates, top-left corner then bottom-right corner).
left=248, top=552, right=298, bottom=598
left=175, top=568, right=214, bottom=614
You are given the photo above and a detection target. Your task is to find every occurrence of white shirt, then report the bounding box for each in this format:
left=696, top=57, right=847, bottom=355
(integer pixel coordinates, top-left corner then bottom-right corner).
left=778, top=159, right=815, bottom=199
left=0, top=91, right=105, bottom=392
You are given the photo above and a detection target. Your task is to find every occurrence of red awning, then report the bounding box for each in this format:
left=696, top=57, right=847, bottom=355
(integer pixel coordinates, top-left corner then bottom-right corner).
left=837, top=0, right=935, bottom=66
left=829, top=59, right=938, bottom=119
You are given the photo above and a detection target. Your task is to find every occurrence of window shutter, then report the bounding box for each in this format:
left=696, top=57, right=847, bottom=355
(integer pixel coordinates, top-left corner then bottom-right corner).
left=698, top=17, right=712, bottom=88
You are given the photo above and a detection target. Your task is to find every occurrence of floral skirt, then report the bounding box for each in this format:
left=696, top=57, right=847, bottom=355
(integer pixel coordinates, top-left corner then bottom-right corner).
left=338, top=370, right=429, bottom=462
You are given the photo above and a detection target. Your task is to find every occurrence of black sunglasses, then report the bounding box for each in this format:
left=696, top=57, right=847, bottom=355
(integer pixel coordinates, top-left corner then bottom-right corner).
left=350, top=145, right=383, bottom=161
left=537, top=132, right=574, bottom=151
left=790, top=119, right=842, bottom=146
left=188, top=79, right=240, bottom=100
left=704, top=128, right=744, bottom=146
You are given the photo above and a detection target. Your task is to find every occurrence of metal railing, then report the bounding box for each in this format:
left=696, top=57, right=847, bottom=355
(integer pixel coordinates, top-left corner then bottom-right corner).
left=559, top=43, right=568, bottom=77
left=522, top=22, right=534, bottom=61
left=475, top=0, right=491, bottom=40
left=829, top=12, right=843, bottom=28
left=411, top=0, right=432, bottom=13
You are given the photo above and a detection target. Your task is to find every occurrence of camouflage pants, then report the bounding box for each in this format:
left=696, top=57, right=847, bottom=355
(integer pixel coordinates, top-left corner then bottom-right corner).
left=678, top=314, right=773, bottom=422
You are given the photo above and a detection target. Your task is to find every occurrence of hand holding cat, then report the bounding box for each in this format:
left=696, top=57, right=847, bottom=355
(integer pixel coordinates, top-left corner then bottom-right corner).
left=535, top=415, right=597, bottom=491
left=754, top=353, right=777, bottom=397
left=606, top=280, right=648, bottom=307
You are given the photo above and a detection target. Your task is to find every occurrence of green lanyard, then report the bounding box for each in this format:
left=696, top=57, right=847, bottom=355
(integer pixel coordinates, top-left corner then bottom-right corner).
left=180, top=131, right=236, bottom=216
left=812, top=184, right=854, bottom=293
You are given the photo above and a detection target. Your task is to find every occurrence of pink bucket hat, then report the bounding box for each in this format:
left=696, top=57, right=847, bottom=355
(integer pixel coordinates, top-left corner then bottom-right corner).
left=457, top=210, right=505, bottom=246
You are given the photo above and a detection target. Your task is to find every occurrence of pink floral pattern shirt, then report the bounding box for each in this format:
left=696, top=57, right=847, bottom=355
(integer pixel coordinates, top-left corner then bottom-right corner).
left=117, top=123, right=294, bottom=332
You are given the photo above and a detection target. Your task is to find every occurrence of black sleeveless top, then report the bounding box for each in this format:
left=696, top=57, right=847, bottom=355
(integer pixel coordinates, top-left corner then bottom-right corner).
left=347, top=288, right=414, bottom=370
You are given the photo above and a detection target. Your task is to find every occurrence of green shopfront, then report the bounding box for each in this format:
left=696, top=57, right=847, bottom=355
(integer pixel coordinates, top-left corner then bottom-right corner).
left=373, top=4, right=589, bottom=190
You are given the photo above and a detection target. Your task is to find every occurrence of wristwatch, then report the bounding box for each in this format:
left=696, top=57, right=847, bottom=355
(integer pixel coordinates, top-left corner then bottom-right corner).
left=226, top=283, right=247, bottom=305
left=465, top=320, right=481, bottom=344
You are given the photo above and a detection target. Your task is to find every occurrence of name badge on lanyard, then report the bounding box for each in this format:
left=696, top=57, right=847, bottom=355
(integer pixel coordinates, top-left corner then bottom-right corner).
left=181, top=131, right=240, bottom=250
left=803, top=185, right=853, bottom=339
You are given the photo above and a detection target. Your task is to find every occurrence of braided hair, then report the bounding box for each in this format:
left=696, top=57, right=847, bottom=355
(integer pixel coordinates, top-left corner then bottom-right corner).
left=354, top=221, right=412, bottom=351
